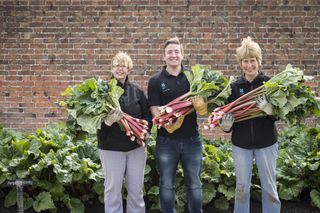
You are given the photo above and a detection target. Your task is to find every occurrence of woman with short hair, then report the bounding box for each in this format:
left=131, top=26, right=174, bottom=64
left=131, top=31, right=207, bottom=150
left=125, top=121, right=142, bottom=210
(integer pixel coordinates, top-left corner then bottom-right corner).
left=97, top=52, right=152, bottom=213
left=219, top=37, right=281, bottom=213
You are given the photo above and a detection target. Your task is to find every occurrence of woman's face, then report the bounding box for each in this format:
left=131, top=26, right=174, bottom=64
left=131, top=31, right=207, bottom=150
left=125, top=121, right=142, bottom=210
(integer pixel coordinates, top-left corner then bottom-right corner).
left=240, top=57, right=259, bottom=81
left=111, top=65, right=129, bottom=83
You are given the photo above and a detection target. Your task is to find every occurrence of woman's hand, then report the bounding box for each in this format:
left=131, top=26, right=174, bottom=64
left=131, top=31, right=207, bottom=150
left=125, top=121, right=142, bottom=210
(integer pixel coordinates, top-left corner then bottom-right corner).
left=104, top=109, right=123, bottom=126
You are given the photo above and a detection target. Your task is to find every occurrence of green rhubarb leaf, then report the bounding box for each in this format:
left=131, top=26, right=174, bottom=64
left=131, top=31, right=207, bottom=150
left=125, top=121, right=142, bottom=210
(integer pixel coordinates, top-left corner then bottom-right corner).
left=183, top=69, right=194, bottom=85
left=77, top=113, right=106, bottom=134
left=93, top=181, right=105, bottom=203
left=144, top=164, right=151, bottom=175
left=69, top=198, right=85, bottom=213
left=49, top=182, right=65, bottom=198
left=217, top=185, right=235, bottom=200
left=16, top=169, right=29, bottom=179
left=186, top=64, right=231, bottom=109
left=278, top=180, right=305, bottom=200
left=214, top=196, right=229, bottom=210
left=307, top=161, right=319, bottom=171
left=12, top=139, right=30, bottom=155
left=262, top=64, right=320, bottom=124
left=147, top=186, right=159, bottom=196
left=209, top=76, right=233, bottom=109
left=33, top=191, right=55, bottom=212
left=310, top=190, right=320, bottom=209
left=280, top=101, right=295, bottom=118
left=24, top=196, right=34, bottom=211
left=54, top=162, right=73, bottom=183
left=202, top=183, right=216, bottom=204
left=269, top=89, right=287, bottom=108
left=287, top=95, right=302, bottom=108
left=195, top=83, right=220, bottom=96
left=0, top=174, right=6, bottom=184
left=269, top=64, right=303, bottom=86
left=108, top=79, right=124, bottom=108
left=4, top=188, right=16, bottom=208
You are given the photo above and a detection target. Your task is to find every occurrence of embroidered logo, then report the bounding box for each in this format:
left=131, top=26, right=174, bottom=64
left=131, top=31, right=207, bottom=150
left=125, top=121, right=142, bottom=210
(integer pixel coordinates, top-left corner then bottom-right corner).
left=160, top=82, right=170, bottom=93
left=239, top=88, right=244, bottom=96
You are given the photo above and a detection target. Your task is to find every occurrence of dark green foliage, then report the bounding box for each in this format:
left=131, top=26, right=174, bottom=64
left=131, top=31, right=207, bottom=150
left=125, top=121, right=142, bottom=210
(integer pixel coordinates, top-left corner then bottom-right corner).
left=0, top=123, right=319, bottom=211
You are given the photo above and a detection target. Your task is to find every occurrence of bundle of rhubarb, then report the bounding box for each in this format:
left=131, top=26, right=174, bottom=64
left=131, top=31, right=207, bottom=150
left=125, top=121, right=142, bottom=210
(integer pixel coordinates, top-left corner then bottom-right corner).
left=205, top=64, right=320, bottom=129
left=153, top=64, right=232, bottom=129
left=60, top=78, right=149, bottom=146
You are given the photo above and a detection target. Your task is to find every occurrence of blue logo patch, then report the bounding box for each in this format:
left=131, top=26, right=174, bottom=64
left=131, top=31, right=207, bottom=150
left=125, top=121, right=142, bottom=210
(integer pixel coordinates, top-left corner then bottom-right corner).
left=239, top=88, right=244, bottom=96
left=160, top=82, right=170, bottom=93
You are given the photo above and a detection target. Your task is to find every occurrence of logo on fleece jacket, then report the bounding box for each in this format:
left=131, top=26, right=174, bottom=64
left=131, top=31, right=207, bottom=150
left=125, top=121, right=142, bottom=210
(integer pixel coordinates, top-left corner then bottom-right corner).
left=239, top=88, right=245, bottom=96
left=160, top=82, right=170, bottom=93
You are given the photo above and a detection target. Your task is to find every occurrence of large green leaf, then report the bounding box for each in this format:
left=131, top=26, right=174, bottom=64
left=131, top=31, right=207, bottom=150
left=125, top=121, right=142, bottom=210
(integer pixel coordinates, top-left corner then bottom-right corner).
left=147, top=186, right=159, bottom=196
left=202, top=183, right=216, bottom=204
left=77, top=113, right=106, bottom=134
left=278, top=180, right=305, bottom=200
left=263, top=64, right=320, bottom=124
left=214, top=196, right=229, bottom=210
left=69, top=198, right=85, bottom=213
left=269, top=89, right=287, bottom=108
left=268, top=64, right=303, bottom=86
left=310, top=190, right=320, bottom=209
left=4, top=188, right=16, bottom=208
left=33, top=192, right=55, bottom=212
left=217, top=184, right=235, bottom=200
left=12, top=139, right=30, bottom=155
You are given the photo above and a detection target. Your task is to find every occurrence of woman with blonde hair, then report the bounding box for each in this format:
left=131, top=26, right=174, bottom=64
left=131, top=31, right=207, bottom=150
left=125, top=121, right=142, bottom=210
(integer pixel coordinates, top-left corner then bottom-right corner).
left=97, top=52, right=152, bottom=213
left=219, top=37, right=281, bottom=213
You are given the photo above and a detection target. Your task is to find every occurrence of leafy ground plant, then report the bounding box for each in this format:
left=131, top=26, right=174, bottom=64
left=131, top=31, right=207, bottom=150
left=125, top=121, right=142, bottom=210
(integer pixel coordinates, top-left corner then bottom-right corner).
left=277, top=124, right=320, bottom=208
left=1, top=123, right=319, bottom=211
left=0, top=123, right=103, bottom=213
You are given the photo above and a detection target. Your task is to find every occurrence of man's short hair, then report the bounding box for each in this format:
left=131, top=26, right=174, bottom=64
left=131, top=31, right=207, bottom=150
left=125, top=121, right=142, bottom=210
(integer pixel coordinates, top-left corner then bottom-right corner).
left=163, top=37, right=184, bottom=55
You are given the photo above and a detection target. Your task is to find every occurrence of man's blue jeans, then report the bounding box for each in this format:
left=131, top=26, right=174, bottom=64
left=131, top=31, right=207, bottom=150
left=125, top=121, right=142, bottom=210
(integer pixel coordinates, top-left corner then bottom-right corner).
left=232, top=144, right=281, bottom=213
left=155, top=136, right=203, bottom=213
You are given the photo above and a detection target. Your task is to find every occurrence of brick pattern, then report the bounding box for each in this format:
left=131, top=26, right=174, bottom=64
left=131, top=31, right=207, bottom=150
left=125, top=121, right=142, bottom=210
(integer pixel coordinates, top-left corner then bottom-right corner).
left=1, top=0, right=319, bottom=137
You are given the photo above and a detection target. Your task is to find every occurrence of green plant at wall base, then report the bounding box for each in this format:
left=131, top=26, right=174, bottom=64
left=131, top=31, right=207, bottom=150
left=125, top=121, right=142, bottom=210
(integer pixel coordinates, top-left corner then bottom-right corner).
left=144, top=137, right=161, bottom=211
left=0, top=123, right=320, bottom=211
left=277, top=124, right=320, bottom=208
left=0, top=123, right=104, bottom=212
left=202, top=138, right=236, bottom=210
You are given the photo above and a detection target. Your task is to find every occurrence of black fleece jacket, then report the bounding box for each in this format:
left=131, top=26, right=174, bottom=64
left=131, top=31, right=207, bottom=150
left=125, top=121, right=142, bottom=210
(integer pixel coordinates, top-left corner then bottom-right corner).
left=97, top=78, right=152, bottom=151
left=229, top=72, right=277, bottom=149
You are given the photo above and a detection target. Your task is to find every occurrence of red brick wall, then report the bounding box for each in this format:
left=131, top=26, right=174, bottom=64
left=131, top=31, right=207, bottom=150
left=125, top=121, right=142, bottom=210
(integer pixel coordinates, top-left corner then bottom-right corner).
left=1, top=0, right=319, bottom=138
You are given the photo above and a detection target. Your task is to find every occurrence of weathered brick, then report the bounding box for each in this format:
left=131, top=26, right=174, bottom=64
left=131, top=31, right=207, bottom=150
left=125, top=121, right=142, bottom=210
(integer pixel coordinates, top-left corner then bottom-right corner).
left=0, top=0, right=319, bottom=136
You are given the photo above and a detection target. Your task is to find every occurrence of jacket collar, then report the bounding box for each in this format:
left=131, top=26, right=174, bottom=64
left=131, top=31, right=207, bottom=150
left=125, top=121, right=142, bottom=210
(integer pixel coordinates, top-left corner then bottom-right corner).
left=238, top=71, right=264, bottom=84
left=111, top=76, right=129, bottom=88
left=162, top=65, right=186, bottom=77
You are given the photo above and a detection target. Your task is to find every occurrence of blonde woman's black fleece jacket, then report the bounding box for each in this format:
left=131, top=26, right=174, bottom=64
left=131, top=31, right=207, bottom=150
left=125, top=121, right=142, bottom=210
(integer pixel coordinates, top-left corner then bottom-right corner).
left=229, top=72, right=277, bottom=149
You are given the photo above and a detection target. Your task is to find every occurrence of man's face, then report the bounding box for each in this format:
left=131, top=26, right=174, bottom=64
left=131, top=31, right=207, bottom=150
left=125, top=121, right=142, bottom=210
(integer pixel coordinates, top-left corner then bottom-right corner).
left=163, top=44, right=184, bottom=68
